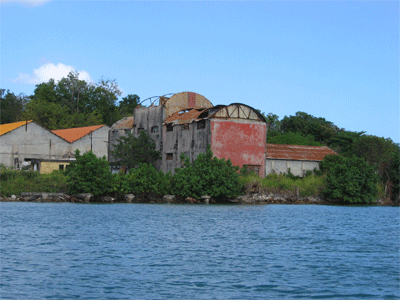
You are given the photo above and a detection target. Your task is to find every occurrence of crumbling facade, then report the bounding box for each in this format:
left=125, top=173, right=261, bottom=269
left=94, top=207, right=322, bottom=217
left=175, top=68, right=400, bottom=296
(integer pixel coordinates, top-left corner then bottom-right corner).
left=109, top=92, right=267, bottom=176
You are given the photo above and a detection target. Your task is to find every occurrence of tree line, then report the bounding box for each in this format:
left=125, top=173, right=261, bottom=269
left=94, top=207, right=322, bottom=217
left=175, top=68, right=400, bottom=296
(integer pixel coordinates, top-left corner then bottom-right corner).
left=1, top=71, right=140, bottom=129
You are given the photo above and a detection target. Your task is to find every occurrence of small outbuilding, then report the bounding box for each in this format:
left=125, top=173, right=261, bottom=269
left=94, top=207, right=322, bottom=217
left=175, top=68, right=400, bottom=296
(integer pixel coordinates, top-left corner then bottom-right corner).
left=265, top=143, right=337, bottom=177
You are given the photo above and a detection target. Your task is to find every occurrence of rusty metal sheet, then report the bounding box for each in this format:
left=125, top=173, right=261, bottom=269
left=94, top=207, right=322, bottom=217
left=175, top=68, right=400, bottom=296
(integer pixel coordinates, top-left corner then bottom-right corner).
left=164, top=92, right=213, bottom=118
left=110, top=116, right=134, bottom=129
left=163, top=108, right=209, bottom=125
left=266, top=144, right=337, bottom=161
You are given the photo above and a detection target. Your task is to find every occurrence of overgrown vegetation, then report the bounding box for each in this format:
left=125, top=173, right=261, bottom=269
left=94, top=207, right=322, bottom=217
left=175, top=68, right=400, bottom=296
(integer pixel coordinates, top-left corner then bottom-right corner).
left=66, top=150, right=113, bottom=196
left=0, top=165, right=67, bottom=197
left=239, top=171, right=326, bottom=198
left=321, top=155, right=378, bottom=204
left=111, top=130, right=161, bottom=169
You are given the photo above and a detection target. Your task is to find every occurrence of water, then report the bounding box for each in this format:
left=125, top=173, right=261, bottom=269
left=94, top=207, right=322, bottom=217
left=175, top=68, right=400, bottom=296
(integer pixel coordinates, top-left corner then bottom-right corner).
left=0, top=203, right=399, bottom=299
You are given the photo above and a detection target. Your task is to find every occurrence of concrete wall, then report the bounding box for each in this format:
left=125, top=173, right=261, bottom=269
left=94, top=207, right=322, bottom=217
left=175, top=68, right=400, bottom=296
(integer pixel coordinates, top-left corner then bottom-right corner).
left=71, top=125, right=110, bottom=159
left=210, top=119, right=267, bottom=177
left=161, top=120, right=211, bottom=173
left=0, top=122, right=70, bottom=168
left=265, top=159, right=320, bottom=177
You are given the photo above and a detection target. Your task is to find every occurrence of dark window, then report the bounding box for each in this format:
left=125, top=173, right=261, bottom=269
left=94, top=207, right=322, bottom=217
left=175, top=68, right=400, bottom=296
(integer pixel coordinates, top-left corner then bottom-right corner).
left=197, top=120, right=206, bottom=129
left=125, top=129, right=131, bottom=135
left=166, top=153, right=173, bottom=160
left=59, top=165, right=64, bottom=170
left=112, top=130, right=118, bottom=137
left=183, top=123, right=189, bottom=130
left=166, top=124, right=173, bottom=132
left=151, top=126, right=159, bottom=133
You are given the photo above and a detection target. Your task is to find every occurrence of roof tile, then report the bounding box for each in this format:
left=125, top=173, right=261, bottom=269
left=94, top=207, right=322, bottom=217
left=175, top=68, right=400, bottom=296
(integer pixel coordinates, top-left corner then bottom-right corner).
left=0, top=120, right=32, bottom=136
left=52, top=125, right=105, bottom=143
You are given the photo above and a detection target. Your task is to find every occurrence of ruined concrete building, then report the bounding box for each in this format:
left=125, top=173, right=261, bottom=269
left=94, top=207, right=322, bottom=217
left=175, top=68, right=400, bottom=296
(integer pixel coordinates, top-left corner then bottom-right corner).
left=109, top=92, right=268, bottom=176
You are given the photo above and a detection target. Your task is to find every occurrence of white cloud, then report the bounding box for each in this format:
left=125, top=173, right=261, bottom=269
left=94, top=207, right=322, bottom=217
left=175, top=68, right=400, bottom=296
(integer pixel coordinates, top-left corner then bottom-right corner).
left=14, top=63, right=94, bottom=84
left=0, top=0, right=51, bottom=6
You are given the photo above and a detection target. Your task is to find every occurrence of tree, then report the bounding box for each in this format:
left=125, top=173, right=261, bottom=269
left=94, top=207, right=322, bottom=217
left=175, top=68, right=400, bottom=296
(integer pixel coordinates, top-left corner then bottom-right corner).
left=66, top=150, right=113, bottom=196
left=111, top=130, right=161, bottom=169
left=322, top=154, right=378, bottom=204
left=0, top=89, right=28, bottom=124
left=119, top=94, right=140, bottom=117
left=172, top=147, right=242, bottom=199
left=268, top=131, right=323, bottom=146
left=23, top=71, right=124, bottom=129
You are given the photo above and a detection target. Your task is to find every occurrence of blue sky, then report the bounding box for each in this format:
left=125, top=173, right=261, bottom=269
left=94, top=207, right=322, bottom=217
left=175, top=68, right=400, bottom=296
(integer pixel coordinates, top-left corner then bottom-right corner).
left=1, top=0, right=399, bottom=143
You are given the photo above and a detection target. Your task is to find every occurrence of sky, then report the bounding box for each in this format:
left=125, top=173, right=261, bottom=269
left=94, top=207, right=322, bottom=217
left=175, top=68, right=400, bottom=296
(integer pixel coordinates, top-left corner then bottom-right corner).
left=1, top=0, right=399, bottom=143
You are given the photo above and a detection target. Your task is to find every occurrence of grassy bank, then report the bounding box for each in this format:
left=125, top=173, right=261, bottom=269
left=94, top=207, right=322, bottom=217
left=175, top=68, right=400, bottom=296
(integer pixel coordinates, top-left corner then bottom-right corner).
left=0, top=166, right=67, bottom=197
left=239, top=173, right=326, bottom=198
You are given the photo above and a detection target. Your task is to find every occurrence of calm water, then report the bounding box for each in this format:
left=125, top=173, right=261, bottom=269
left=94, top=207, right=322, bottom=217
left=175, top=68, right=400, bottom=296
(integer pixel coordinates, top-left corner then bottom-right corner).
left=0, top=203, right=399, bottom=299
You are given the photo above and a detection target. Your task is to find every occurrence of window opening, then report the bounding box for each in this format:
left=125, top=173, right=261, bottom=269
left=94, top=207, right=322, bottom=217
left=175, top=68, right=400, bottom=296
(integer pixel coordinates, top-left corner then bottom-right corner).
left=166, top=153, right=173, bottom=160
left=197, top=120, right=206, bottom=129
left=166, top=124, right=173, bottom=132
left=151, top=126, right=159, bottom=133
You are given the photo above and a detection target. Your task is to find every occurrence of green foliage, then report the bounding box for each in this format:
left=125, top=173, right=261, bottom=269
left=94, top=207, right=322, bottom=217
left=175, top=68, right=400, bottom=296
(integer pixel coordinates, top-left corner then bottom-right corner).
left=119, top=94, right=140, bottom=117
left=0, top=165, right=67, bottom=197
left=268, top=131, right=323, bottom=146
left=0, top=89, right=28, bottom=124
left=238, top=172, right=326, bottom=197
left=280, top=111, right=337, bottom=144
left=22, top=71, right=125, bottom=129
left=114, top=163, right=171, bottom=196
left=173, top=147, right=242, bottom=199
left=111, top=130, right=161, bottom=169
left=66, top=150, right=113, bottom=196
left=322, top=155, right=378, bottom=204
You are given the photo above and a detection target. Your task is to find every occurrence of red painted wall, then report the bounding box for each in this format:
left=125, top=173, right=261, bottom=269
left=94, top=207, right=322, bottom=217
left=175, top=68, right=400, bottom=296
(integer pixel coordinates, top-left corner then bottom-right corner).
left=210, top=119, right=267, bottom=177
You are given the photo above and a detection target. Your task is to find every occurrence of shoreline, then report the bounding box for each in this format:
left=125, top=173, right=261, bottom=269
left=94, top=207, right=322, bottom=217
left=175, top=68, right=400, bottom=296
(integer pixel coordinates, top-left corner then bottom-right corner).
left=1, top=192, right=398, bottom=206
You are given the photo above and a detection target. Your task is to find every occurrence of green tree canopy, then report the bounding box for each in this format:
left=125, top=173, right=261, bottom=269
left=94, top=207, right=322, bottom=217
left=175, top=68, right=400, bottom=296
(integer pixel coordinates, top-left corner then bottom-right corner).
left=23, top=71, right=124, bottom=129
left=0, top=89, right=28, bottom=124
left=111, top=130, right=161, bottom=169
left=66, top=150, right=113, bottom=196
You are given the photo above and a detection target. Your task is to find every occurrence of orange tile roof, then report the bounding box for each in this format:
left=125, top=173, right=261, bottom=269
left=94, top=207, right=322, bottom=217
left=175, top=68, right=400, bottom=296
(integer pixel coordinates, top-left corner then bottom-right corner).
left=0, top=120, right=32, bottom=136
left=266, top=143, right=337, bottom=161
left=163, top=107, right=208, bottom=125
left=52, top=125, right=105, bottom=143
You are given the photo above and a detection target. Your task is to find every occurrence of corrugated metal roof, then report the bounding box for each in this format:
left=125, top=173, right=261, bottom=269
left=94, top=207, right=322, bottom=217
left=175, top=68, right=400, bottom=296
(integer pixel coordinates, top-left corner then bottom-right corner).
left=52, top=125, right=105, bottom=143
left=266, top=143, right=337, bottom=161
left=163, top=107, right=208, bottom=125
left=111, top=116, right=134, bottom=129
left=0, top=120, right=32, bottom=136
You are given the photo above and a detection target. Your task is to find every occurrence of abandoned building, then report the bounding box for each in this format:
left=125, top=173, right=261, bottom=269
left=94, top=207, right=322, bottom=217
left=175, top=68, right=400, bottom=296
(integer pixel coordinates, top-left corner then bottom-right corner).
left=109, top=92, right=268, bottom=176
left=265, top=143, right=337, bottom=177
left=0, top=121, right=109, bottom=173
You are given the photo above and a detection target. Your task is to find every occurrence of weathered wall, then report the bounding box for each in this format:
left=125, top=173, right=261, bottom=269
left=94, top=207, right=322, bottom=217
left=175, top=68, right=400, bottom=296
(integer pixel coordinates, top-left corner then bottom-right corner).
left=161, top=120, right=210, bottom=173
left=265, top=159, right=320, bottom=177
left=210, top=119, right=267, bottom=177
left=0, top=122, right=70, bottom=168
left=71, top=125, right=110, bottom=159
left=40, top=161, right=71, bottom=174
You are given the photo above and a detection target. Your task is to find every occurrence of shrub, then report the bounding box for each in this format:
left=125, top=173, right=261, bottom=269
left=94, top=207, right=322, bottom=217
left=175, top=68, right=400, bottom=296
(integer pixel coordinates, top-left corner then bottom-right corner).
left=323, top=155, right=378, bottom=204
left=66, top=150, right=113, bottom=196
left=0, top=165, right=67, bottom=197
left=116, top=163, right=172, bottom=196
left=172, top=147, right=242, bottom=199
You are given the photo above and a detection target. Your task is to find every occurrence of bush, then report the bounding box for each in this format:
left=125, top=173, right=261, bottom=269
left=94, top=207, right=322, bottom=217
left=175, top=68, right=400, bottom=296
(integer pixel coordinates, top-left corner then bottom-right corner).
left=0, top=165, right=67, bottom=197
left=66, top=150, right=113, bottom=196
left=322, top=155, right=378, bottom=204
left=172, top=147, right=242, bottom=199
left=115, top=163, right=172, bottom=196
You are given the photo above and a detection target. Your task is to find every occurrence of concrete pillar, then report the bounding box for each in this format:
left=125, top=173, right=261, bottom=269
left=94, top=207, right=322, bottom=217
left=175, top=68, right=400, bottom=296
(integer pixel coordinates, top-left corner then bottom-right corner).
left=201, top=195, right=210, bottom=204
